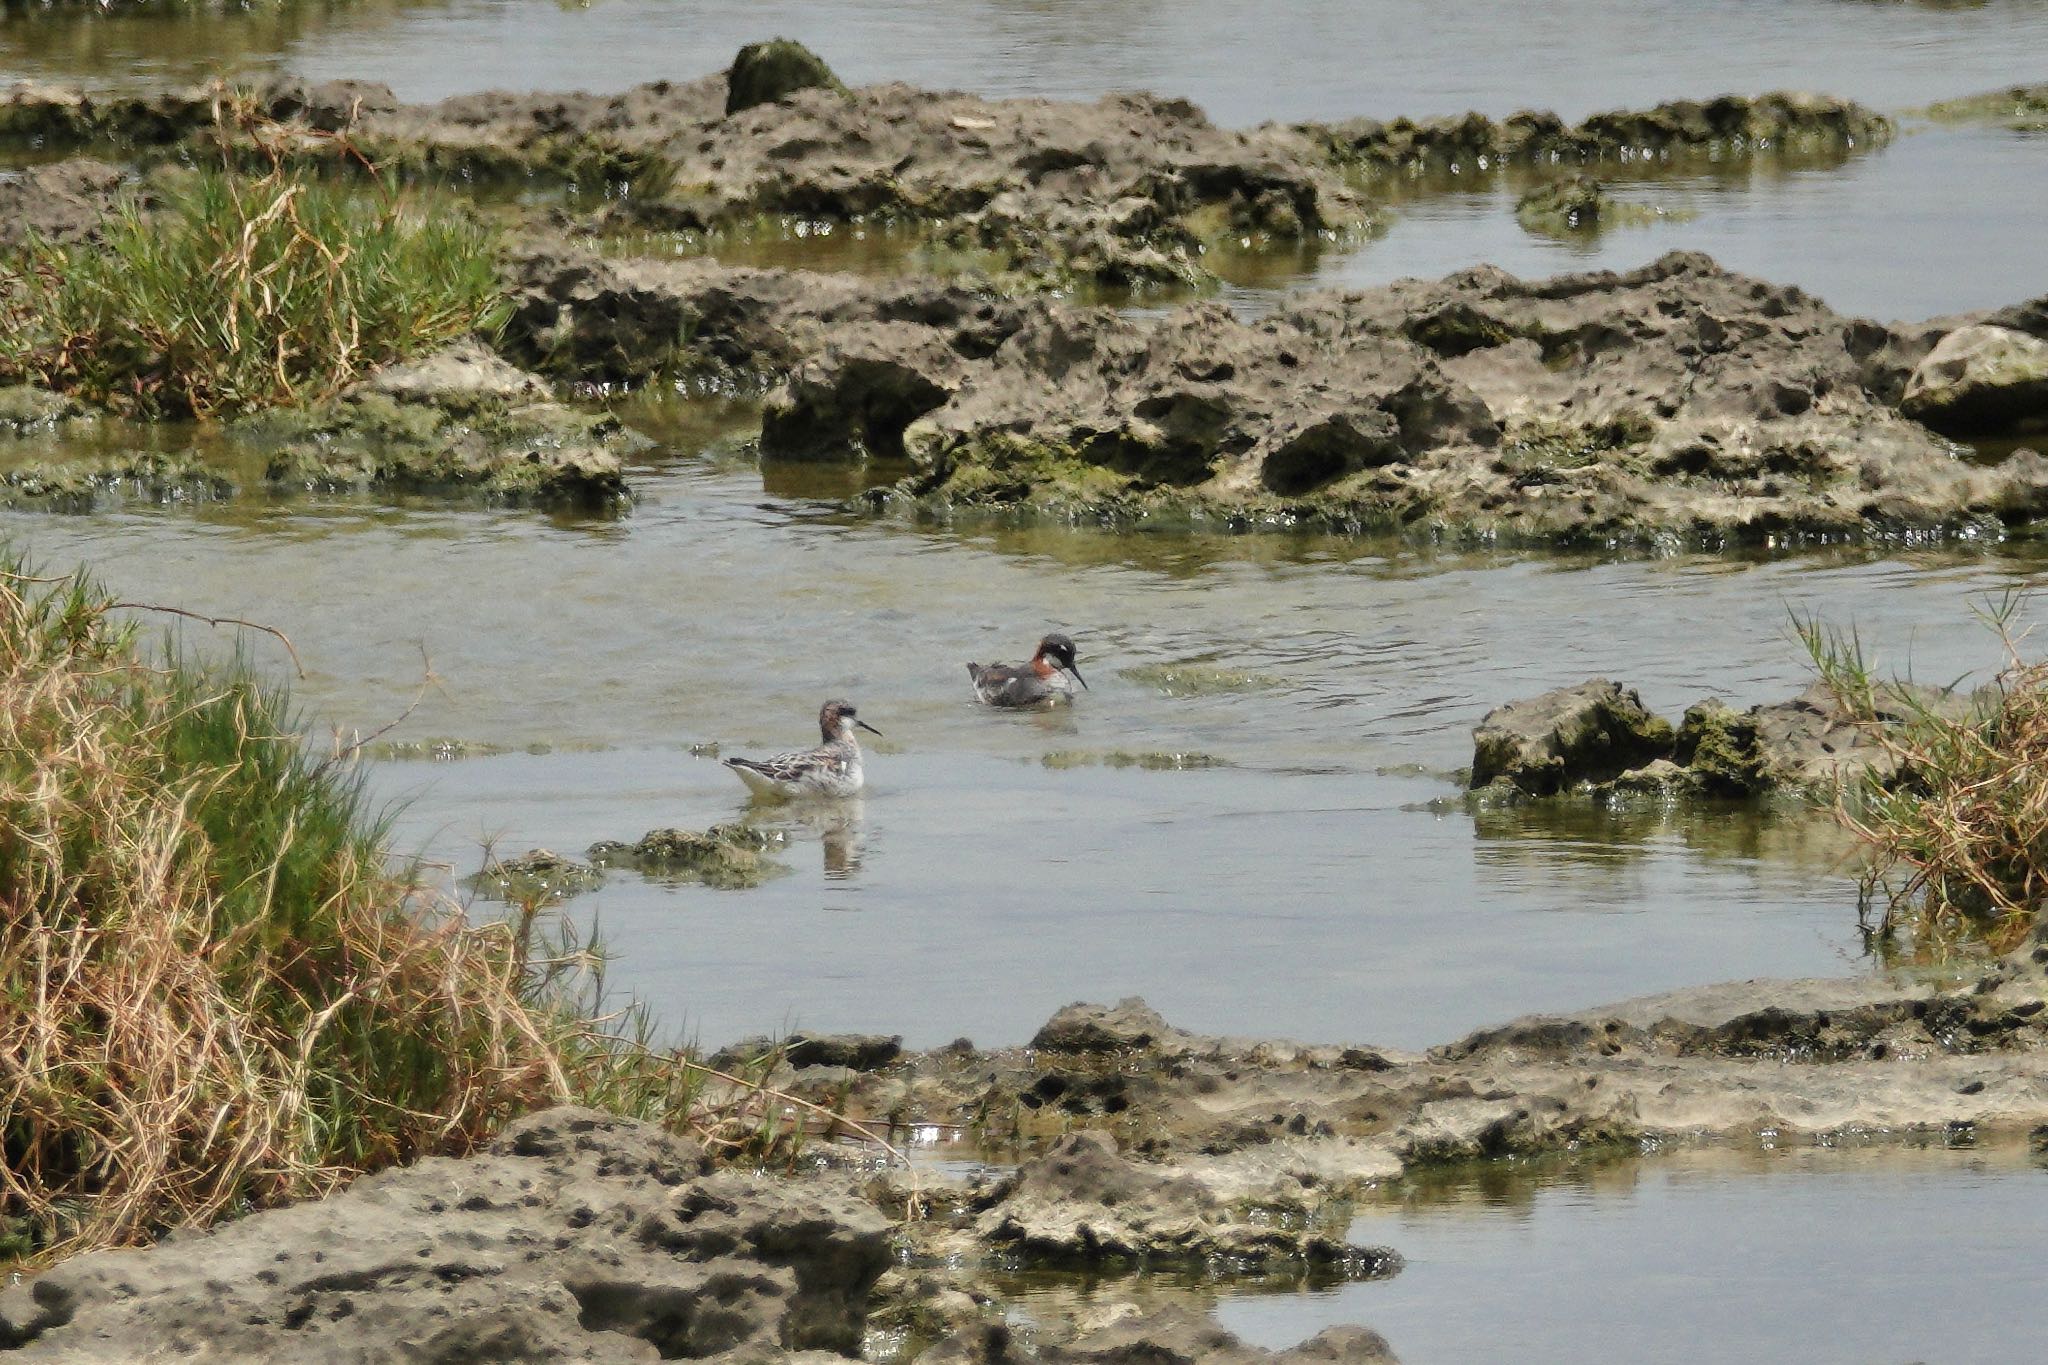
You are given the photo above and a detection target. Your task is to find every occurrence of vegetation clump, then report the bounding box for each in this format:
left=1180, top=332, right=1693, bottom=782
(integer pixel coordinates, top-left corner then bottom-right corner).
left=0, top=101, right=505, bottom=420
left=587, top=825, right=789, bottom=889
left=1805, top=601, right=2048, bottom=956
left=0, top=560, right=785, bottom=1265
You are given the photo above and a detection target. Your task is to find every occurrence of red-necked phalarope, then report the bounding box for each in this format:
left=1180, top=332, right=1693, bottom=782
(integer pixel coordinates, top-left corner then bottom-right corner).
left=966, top=633, right=1089, bottom=707
left=723, top=699, right=880, bottom=801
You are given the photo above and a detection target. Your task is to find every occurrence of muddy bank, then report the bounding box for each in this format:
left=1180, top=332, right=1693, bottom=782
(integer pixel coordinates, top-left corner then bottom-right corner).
left=12, top=951, right=2048, bottom=1359
left=805, top=944, right=2048, bottom=1230
left=553, top=246, right=2047, bottom=547
left=10, top=170, right=2046, bottom=538
left=1465, top=676, right=1952, bottom=800
left=0, top=1107, right=897, bottom=1362
left=1304, top=89, right=1889, bottom=174
left=0, top=1106, right=1397, bottom=1364
left=2, top=53, right=1891, bottom=291
left=0, top=341, right=634, bottom=512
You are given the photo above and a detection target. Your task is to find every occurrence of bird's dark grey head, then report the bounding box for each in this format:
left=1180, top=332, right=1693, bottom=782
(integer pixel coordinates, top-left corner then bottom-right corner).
left=1035, top=633, right=1087, bottom=688
left=820, top=698, right=882, bottom=739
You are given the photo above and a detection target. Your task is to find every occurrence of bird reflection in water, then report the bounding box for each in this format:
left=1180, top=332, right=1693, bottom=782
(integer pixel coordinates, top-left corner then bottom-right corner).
left=799, top=799, right=864, bottom=880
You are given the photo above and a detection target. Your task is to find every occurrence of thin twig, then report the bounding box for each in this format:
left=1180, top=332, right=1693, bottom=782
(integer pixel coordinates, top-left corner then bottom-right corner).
left=330, top=644, right=446, bottom=761
left=106, top=601, right=305, bottom=679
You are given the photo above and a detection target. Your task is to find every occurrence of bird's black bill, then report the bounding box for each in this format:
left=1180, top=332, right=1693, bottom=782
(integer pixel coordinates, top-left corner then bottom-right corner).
left=856, top=719, right=883, bottom=736
left=1069, top=665, right=1089, bottom=690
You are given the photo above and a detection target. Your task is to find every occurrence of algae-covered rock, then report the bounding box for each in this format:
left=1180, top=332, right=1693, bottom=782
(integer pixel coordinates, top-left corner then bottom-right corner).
left=1514, top=175, right=1605, bottom=236
left=1513, top=176, right=1664, bottom=239
left=355, top=337, right=551, bottom=412
left=724, top=38, right=847, bottom=116
left=1673, top=700, right=1768, bottom=797
left=467, top=848, right=604, bottom=903
left=1470, top=680, right=1676, bottom=796
left=1464, top=678, right=1974, bottom=803
left=922, top=1311, right=1401, bottom=1365
left=501, top=250, right=1026, bottom=390
left=0, top=385, right=83, bottom=436
left=1744, top=681, right=1954, bottom=790
left=1603, top=756, right=1696, bottom=799
left=1921, top=83, right=2048, bottom=131
left=1032, top=997, right=1181, bottom=1054
left=973, top=1131, right=1400, bottom=1278
left=510, top=249, right=2048, bottom=548
left=785, top=1032, right=903, bottom=1071
left=588, top=823, right=789, bottom=888
left=0, top=451, right=234, bottom=512
left=1900, top=324, right=2048, bottom=435
left=1307, top=91, right=1891, bottom=171
left=242, top=341, right=636, bottom=509
left=884, top=252, right=2048, bottom=547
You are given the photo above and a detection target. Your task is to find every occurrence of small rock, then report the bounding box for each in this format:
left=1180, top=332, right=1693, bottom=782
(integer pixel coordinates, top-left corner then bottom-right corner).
left=1032, top=997, right=1176, bottom=1053
left=0, top=157, right=127, bottom=254
left=1470, top=680, right=1675, bottom=796
left=0, top=384, right=83, bottom=436
left=1900, top=323, right=2048, bottom=435
left=1673, top=700, right=1768, bottom=796
left=725, top=39, right=847, bottom=115
left=357, top=337, right=551, bottom=412
left=786, top=1032, right=904, bottom=1071
left=1515, top=175, right=1607, bottom=236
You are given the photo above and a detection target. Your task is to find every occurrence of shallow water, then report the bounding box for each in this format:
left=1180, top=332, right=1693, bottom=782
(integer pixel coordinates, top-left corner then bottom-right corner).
left=1213, top=1141, right=2048, bottom=1365
left=5, top=429, right=2042, bottom=1048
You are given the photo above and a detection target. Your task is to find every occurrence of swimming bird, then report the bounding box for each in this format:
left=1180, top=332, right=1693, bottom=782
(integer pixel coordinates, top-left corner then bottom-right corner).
left=967, top=633, right=1088, bottom=707
left=723, top=699, right=880, bottom=800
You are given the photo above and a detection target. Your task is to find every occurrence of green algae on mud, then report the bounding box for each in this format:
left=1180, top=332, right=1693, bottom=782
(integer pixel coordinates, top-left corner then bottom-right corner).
left=1917, top=83, right=2048, bottom=131
left=467, top=847, right=607, bottom=904
left=1039, top=749, right=1232, bottom=771
left=1511, top=176, right=1679, bottom=240
left=0, top=341, right=639, bottom=513
left=588, top=824, right=792, bottom=889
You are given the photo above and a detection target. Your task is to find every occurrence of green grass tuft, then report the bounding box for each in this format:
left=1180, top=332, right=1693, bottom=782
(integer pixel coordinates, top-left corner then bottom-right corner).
left=0, top=142, right=505, bottom=419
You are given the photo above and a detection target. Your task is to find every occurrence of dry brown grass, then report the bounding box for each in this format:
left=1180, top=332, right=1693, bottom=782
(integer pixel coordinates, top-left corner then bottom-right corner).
left=0, top=562, right=835, bottom=1266
left=1805, top=597, right=2048, bottom=959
